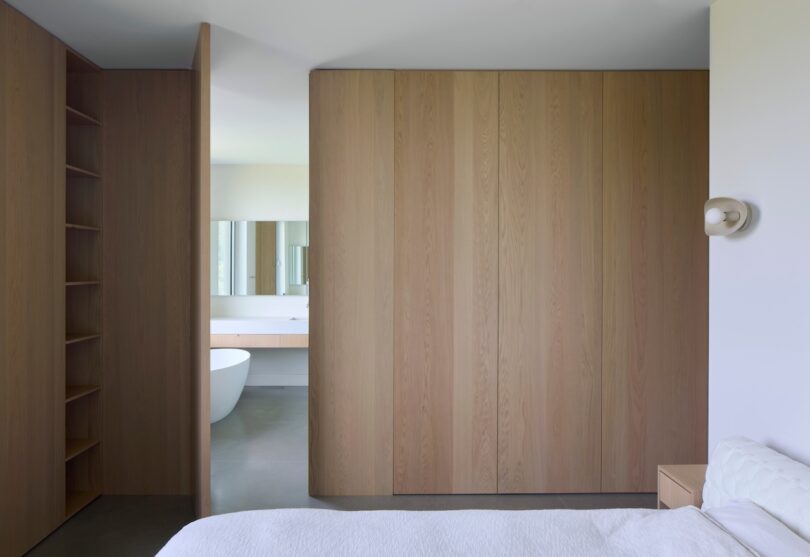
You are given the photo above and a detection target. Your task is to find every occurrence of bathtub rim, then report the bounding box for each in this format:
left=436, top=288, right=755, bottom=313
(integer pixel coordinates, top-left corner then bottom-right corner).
left=210, top=348, right=251, bottom=370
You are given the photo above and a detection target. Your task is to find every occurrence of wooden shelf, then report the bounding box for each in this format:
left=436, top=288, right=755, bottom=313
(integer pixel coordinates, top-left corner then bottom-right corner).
left=65, top=45, right=103, bottom=529
left=66, top=164, right=100, bottom=179
left=65, top=490, right=101, bottom=519
left=66, top=223, right=101, bottom=232
left=65, top=438, right=99, bottom=462
left=66, top=333, right=100, bottom=345
left=66, top=280, right=101, bottom=287
left=66, top=105, right=100, bottom=126
left=66, top=385, right=100, bottom=404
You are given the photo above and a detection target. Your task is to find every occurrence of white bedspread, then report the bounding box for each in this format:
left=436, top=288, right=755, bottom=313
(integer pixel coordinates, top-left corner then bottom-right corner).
left=158, top=506, right=754, bottom=557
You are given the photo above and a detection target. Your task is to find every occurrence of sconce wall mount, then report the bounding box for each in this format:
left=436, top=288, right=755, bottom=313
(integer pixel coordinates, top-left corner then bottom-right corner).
left=705, top=197, right=750, bottom=236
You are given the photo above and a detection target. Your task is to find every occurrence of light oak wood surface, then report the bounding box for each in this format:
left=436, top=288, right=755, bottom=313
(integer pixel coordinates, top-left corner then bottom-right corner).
left=393, top=71, right=498, bottom=494
left=192, top=22, right=212, bottom=517
left=657, top=464, right=707, bottom=509
left=498, top=72, right=603, bottom=493
left=210, top=334, right=308, bottom=349
left=255, top=221, right=277, bottom=295
left=102, top=70, right=193, bottom=495
left=0, top=5, right=65, bottom=555
left=602, top=71, right=709, bottom=492
left=309, top=70, right=394, bottom=496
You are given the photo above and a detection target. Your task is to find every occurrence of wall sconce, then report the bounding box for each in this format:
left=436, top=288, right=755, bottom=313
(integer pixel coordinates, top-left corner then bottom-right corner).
left=705, top=197, right=750, bottom=236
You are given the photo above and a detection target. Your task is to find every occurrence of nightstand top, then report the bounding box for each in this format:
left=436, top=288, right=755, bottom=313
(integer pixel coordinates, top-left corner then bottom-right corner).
left=658, top=464, right=707, bottom=492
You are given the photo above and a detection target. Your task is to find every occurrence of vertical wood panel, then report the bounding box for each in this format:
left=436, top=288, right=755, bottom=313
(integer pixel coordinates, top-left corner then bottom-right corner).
left=0, top=4, right=64, bottom=555
left=498, top=72, right=603, bottom=493
left=393, top=71, right=498, bottom=494
left=191, top=22, right=211, bottom=517
left=309, top=70, right=394, bottom=495
left=602, top=71, right=708, bottom=492
left=102, top=70, right=193, bottom=494
left=255, top=222, right=277, bottom=295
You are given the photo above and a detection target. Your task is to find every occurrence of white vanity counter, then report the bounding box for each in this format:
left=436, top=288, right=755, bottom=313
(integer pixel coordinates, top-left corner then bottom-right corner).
left=211, top=317, right=308, bottom=335
left=211, top=317, right=309, bottom=348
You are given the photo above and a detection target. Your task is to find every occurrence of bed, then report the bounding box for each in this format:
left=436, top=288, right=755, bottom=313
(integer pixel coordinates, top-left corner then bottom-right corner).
left=159, top=438, right=810, bottom=556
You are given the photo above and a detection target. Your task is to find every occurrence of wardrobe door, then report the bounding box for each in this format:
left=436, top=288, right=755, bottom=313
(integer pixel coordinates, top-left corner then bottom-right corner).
left=498, top=72, right=603, bottom=493
left=394, top=71, right=498, bottom=494
left=0, top=5, right=65, bottom=555
left=602, top=71, right=708, bottom=492
left=309, top=70, right=394, bottom=496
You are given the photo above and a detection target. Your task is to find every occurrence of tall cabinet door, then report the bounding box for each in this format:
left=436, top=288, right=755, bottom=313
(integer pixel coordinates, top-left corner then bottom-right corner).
left=498, top=72, right=603, bottom=493
left=394, top=71, right=499, bottom=494
left=309, top=70, right=395, bottom=496
left=602, top=71, right=708, bottom=492
left=0, top=4, right=65, bottom=555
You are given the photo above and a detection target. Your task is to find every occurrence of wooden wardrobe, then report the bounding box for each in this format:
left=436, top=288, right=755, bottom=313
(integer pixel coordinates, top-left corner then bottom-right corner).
left=310, top=69, right=708, bottom=496
left=0, top=4, right=210, bottom=555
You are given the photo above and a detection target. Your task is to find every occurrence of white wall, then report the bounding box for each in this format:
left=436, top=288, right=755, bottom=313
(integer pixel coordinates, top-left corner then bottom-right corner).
left=211, top=164, right=308, bottom=221
left=710, top=0, right=810, bottom=464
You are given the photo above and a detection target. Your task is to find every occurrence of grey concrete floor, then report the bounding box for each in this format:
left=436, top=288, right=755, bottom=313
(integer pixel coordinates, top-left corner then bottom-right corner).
left=211, top=387, right=656, bottom=513
left=26, top=496, right=194, bottom=557
left=28, top=386, right=655, bottom=555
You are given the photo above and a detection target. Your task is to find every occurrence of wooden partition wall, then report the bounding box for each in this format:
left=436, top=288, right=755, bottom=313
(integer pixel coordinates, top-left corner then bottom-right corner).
left=102, top=70, right=193, bottom=495
left=191, top=22, right=211, bottom=517
left=310, top=69, right=708, bottom=496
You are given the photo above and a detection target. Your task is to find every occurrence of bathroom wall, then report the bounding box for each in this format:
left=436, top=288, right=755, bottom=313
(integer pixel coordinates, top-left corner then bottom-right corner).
left=211, top=163, right=309, bottom=386
left=211, top=164, right=307, bottom=221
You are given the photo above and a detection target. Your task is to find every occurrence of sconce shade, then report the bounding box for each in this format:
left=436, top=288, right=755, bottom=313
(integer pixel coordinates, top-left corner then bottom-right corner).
left=704, top=197, right=750, bottom=236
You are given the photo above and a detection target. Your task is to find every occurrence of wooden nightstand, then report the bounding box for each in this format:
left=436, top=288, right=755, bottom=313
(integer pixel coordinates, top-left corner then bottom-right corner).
left=657, top=464, right=707, bottom=509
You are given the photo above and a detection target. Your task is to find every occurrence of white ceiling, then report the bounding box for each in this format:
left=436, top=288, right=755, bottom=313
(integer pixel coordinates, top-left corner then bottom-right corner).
left=9, top=0, right=710, bottom=165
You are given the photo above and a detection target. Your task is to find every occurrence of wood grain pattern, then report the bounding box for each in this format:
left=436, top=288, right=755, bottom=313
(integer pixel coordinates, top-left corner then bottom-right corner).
left=393, top=71, right=498, bottom=494
left=102, top=70, right=193, bottom=495
left=0, top=4, right=65, bottom=555
left=309, top=70, right=394, bottom=496
left=255, top=221, right=277, bottom=295
left=657, top=465, right=706, bottom=509
left=191, top=22, right=211, bottom=517
left=210, top=334, right=308, bottom=349
left=498, top=72, right=603, bottom=493
left=602, top=71, right=709, bottom=492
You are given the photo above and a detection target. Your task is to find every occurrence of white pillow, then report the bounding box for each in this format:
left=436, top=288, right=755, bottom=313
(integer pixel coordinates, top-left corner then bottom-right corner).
left=703, top=437, right=810, bottom=541
left=705, top=500, right=810, bottom=557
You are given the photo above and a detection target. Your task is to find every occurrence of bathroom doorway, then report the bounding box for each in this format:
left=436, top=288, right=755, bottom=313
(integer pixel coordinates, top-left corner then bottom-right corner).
left=206, top=26, right=311, bottom=514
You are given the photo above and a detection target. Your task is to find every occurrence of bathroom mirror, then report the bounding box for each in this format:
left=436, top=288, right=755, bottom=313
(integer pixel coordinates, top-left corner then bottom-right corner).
left=211, top=220, right=309, bottom=296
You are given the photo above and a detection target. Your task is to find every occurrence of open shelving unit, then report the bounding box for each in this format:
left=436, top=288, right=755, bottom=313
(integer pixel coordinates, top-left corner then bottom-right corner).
left=65, top=47, right=103, bottom=518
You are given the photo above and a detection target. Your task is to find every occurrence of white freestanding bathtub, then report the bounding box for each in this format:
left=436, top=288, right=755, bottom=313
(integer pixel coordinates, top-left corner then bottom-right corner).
left=210, top=349, right=251, bottom=424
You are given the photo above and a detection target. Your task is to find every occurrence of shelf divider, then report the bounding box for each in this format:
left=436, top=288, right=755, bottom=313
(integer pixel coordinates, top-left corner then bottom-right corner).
left=65, top=333, right=101, bottom=345
left=65, top=438, right=100, bottom=462
left=66, top=105, right=101, bottom=126
left=65, top=385, right=100, bottom=404
left=66, top=164, right=100, bottom=179
left=66, top=223, right=101, bottom=232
